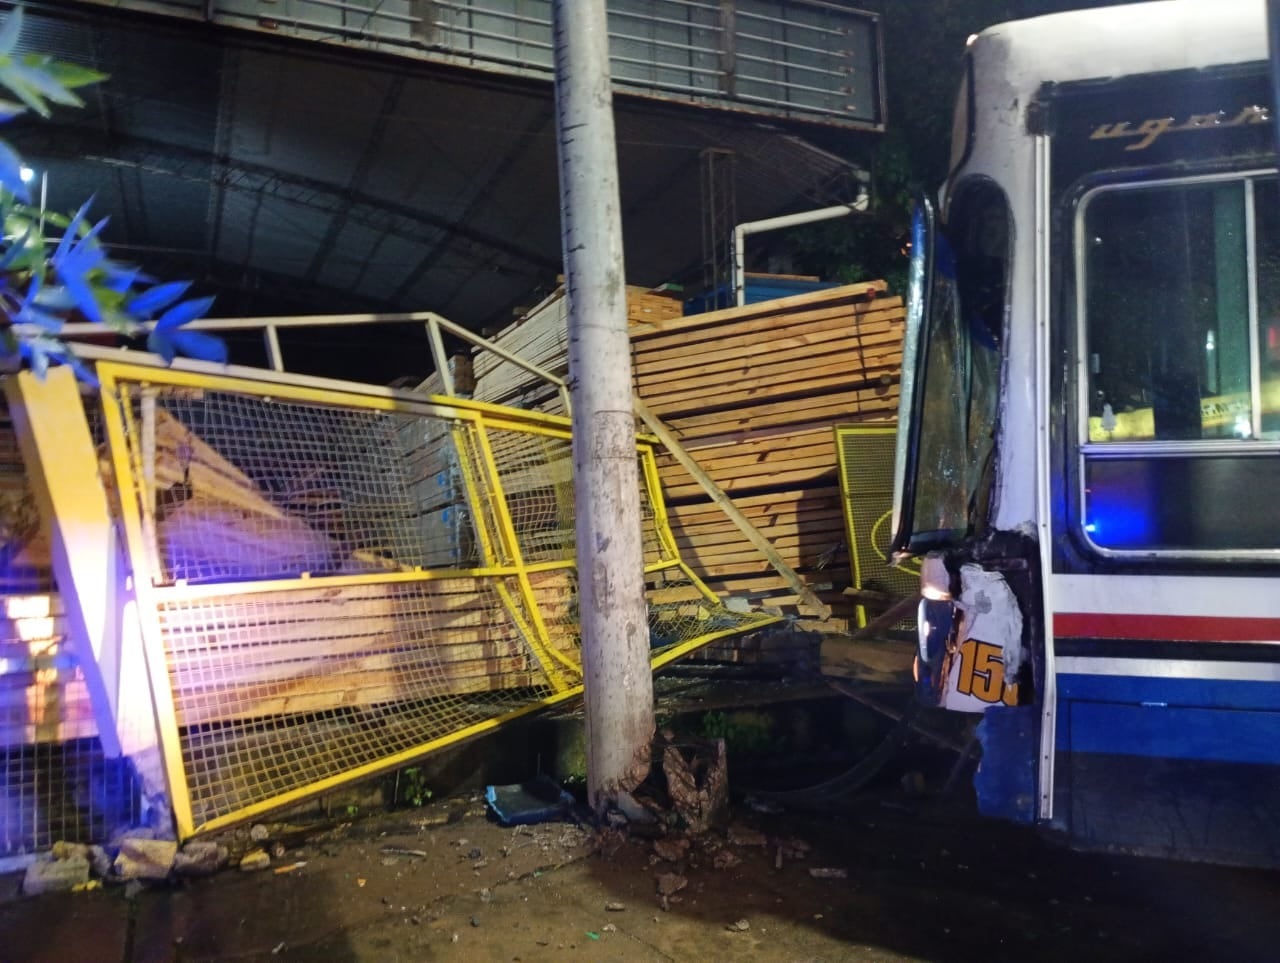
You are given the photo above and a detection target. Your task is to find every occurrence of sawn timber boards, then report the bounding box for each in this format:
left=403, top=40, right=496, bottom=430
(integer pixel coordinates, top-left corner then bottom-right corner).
left=629, top=282, right=888, bottom=341
left=658, top=390, right=896, bottom=441
left=630, top=303, right=903, bottom=374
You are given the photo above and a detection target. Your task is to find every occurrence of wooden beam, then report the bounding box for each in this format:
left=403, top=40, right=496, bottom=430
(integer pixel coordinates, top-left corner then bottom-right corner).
left=629, top=282, right=890, bottom=340
left=631, top=304, right=903, bottom=369
left=635, top=397, right=831, bottom=621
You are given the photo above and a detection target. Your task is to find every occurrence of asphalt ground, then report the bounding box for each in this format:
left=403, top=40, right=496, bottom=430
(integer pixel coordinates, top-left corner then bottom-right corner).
left=1, top=782, right=1277, bottom=963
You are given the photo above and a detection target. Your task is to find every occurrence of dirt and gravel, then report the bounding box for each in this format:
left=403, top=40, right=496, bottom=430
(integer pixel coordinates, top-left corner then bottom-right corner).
left=2, top=774, right=1279, bottom=963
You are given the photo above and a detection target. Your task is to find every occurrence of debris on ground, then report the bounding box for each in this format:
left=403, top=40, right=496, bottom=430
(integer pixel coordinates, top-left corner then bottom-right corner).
left=594, top=827, right=627, bottom=858
left=662, top=738, right=729, bottom=833
left=653, top=837, right=691, bottom=862
left=727, top=919, right=751, bottom=932
left=173, top=841, right=229, bottom=878
left=727, top=824, right=768, bottom=847
left=239, top=849, right=271, bottom=872
left=381, top=846, right=428, bottom=858
left=777, top=836, right=811, bottom=859
left=23, top=849, right=90, bottom=895
left=114, top=838, right=179, bottom=880
left=655, top=872, right=688, bottom=896
left=713, top=848, right=741, bottom=870
left=484, top=775, right=575, bottom=826
left=809, top=867, right=848, bottom=879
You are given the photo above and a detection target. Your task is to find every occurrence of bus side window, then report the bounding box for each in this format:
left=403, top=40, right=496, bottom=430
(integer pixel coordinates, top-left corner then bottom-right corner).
left=1084, top=181, right=1251, bottom=442
left=1254, top=179, right=1280, bottom=438
left=1079, top=174, right=1280, bottom=554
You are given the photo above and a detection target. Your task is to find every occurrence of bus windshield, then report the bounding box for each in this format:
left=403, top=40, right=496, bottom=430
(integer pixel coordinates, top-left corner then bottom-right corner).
left=893, top=184, right=1007, bottom=556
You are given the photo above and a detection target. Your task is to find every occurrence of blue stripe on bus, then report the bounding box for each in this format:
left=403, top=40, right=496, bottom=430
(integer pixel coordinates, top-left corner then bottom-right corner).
left=1057, top=673, right=1280, bottom=765
left=1057, top=672, right=1280, bottom=711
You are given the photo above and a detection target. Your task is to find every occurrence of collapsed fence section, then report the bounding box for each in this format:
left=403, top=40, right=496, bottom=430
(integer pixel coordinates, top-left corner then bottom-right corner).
left=89, top=360, right=775, bottom=837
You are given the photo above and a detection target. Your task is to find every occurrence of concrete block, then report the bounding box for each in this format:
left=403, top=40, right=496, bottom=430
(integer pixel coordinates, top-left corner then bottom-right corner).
left=173, top=841, right=229, bottom=877
left=114, top=838, right=178, bottom=880
left=23, top=854, right=90, bottom=896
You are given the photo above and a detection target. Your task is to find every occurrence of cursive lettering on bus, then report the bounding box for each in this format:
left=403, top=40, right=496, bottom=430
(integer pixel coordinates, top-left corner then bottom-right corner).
left=1089, top=105, right=1270, bottom=151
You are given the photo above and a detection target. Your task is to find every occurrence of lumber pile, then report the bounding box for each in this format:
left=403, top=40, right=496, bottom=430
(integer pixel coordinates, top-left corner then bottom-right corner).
left=468, top=280, right=906, bottom=664
left=0, top=409, right=50, bottom=591
left=395, top=412, right=474, bottom=569
left=471, top=284, right=683, bottom=413
left=159, top=575, right=579, bottom=726
left=147, top=409, right=337, bottom=582
left=633, top=282, right=904, bottom=631
left=0, top=593, right=98, bottom=746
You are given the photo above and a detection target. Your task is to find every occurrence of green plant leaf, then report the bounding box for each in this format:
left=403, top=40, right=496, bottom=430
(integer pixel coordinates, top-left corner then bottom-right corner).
left=34, top=59, right=108, bottom=90
left=0, top=97, right=26, bottom=122
left=0, top=62, right=52, bottom=117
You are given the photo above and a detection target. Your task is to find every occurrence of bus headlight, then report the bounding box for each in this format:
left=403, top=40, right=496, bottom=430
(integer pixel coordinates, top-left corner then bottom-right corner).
left=920, top=554, right=953, bottom=600
left=917, top=596, right=957, bottom=705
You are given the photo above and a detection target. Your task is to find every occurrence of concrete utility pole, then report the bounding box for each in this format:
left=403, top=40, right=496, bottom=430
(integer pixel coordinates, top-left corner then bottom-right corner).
left=551, top=0, right=655, bottom=813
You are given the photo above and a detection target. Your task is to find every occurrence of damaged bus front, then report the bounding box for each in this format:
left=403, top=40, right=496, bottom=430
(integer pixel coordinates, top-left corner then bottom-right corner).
left=891, top=0, right=1280, bottom=867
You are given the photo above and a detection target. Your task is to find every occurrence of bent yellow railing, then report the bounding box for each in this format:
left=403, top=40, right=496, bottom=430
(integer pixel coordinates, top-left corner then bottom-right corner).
left=90, top=359, right=775, bottom=837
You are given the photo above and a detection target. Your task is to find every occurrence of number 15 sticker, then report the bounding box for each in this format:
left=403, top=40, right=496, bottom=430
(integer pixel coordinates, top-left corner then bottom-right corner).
left=952, top=639, right=1018, bottom=707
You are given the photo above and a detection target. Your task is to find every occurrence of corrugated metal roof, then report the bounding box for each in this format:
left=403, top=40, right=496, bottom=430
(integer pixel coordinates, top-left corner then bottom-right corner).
left=6, top=4, right=870, bottom=356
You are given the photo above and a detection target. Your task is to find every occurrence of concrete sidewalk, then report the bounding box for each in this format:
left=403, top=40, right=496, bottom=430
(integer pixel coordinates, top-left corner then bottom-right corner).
left=2, top=791, right=1279, bottom=962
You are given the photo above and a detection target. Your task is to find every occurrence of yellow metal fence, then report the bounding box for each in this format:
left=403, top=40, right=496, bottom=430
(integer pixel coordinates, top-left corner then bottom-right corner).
left=94, top=361, right=776, bottom=837
left=833, top=425, right=918, bottom=628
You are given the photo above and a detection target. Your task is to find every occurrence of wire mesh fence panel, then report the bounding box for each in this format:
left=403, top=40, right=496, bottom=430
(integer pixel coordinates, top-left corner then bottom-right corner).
left=0, top=384, right=142, bottom=854
left=125, top=389, right=463, bottom=582
left=158, top=577, right=553, bottom=828
left=0, top=586, right=140, bottom=850
left=0, top=738, right=141, bottom=856
left=480, top=424, right=575, bottom=565
left=0, top=589, right=141, bottom=854
left=833, top=425, right=917, bottom=629
left=91, top=362, right=777, bottom=836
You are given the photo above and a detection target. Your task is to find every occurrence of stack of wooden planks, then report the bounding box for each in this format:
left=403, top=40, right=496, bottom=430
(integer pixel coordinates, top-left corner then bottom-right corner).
left=0, top=409, right=50, bottom=591
left=0, top=409, right=92, bottom=746
left=159, top=574, right=580, bottom=727
left=0, top=593, right=98, bottom=746
left=469, top=281, right=906, bottom=660
left=471, top=284, right=684, bottom=414
left=633, top=282, right=903, bottom=643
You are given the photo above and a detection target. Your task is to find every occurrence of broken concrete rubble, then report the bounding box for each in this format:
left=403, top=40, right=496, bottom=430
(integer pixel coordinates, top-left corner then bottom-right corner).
left=662, top=737, right=729, bottom=834
left=239, top=849, right=271, bottom=872
left=22, top=852, right=90, bottom=896
left=173, top=841, right=230, bottom=877
left=726, top=823, right=768, bottom=847
left=652, top=837, right=691, bottom=862
left=655, top=872, right=688, bottom=896
left=113, top=838, right=178, bottom=881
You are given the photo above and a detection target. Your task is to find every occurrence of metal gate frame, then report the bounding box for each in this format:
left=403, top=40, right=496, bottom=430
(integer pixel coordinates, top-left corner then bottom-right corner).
left=93, top=358, right=776, bottom=837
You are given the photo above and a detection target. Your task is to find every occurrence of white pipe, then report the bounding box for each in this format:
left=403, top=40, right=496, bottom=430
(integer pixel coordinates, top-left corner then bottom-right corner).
left=732, top=197, right=867, bottom=307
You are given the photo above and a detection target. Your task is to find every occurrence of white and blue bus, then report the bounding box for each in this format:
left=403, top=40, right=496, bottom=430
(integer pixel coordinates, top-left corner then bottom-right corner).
left=893, top=0, right=1280, bottom=866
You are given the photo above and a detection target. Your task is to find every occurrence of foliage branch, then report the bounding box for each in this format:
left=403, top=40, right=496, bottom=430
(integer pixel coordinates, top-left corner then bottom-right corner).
left=0, top=5, right=223, bottom=381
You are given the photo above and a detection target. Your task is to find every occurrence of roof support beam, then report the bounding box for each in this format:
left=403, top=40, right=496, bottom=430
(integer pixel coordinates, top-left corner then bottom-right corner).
left=11, top=125, right=562, bottom=273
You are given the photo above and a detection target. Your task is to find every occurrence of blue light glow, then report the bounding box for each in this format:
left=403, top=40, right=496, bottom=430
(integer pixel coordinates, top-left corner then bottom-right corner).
left=1083, top=460, right=1159, bottom=549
